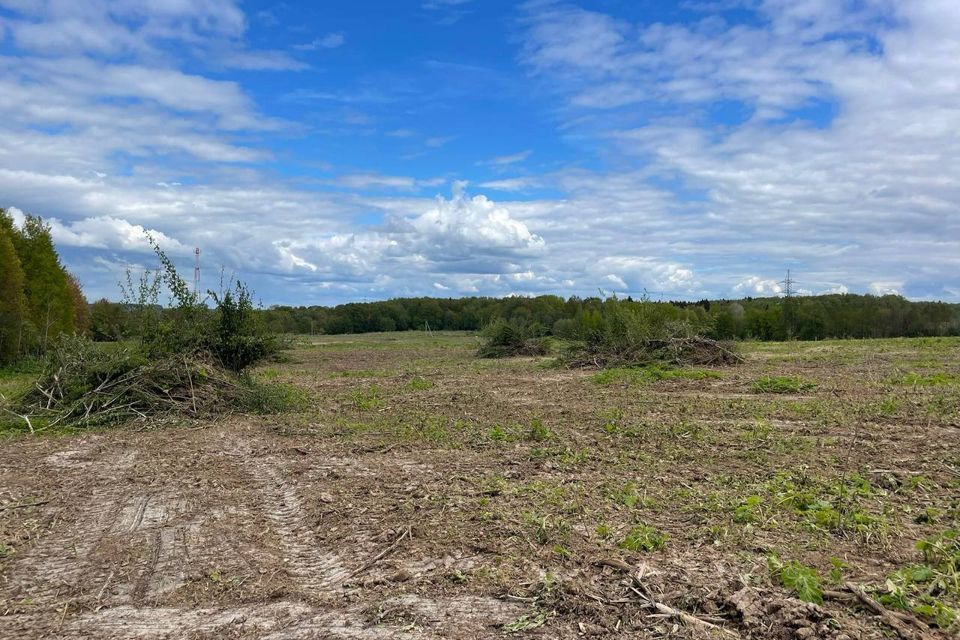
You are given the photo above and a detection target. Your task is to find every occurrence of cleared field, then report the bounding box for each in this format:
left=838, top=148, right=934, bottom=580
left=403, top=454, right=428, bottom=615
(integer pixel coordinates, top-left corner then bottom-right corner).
left=0, top=333, right=958, bottom=639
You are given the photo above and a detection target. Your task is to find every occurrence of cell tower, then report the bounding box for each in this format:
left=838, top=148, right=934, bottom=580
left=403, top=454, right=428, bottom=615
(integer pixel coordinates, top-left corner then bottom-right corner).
left=193, top=247, right=201, bottom=300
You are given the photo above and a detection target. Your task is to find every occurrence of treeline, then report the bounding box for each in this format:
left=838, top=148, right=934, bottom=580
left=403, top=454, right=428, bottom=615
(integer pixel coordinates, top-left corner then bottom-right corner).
left=240, top=294, right=960, bottom=341
left=0, top=209, right=88, bottom=363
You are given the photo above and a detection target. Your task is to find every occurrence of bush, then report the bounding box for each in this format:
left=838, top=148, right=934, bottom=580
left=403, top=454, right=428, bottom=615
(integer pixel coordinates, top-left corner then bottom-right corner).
left=123, top=237, right=279, bottom=373
left=477, top=318, right=550, bottom=358
left=8, top=238, right=288, bottom=429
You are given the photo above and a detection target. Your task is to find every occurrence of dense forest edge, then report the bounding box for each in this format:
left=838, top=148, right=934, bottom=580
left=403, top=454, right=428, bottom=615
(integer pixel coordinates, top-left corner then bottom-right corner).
left=252, top=293, right=960, bottom=342
left=84, top=287, right=960, bottom=344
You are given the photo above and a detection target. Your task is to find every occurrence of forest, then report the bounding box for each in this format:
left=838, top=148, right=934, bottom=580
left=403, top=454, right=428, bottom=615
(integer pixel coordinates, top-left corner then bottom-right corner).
left=250, top=293, right=960, bottom=341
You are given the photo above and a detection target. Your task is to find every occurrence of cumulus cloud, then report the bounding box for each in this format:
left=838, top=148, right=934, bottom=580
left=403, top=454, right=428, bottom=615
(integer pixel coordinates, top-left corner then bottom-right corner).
left=734, top=277, right=783, bottom=296
left=47, top=215, right=189, bottom=253
left=405, top=182, right=545, bottom=257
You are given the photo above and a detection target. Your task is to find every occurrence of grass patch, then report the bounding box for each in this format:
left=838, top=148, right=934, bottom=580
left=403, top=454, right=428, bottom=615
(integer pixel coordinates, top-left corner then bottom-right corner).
left=892, top=372, right=960, bottom=387
left=752, top=376, right=817, bottom=394
left=241, top=382, right=310, bottom=414
left=407, top=376, right=434, bottom=391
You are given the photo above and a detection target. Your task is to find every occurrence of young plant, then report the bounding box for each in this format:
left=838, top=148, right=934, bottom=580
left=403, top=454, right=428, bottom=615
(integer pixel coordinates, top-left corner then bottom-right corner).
left=768, top=555, right=823, bottom=604
left=619, top=523, right=667, bottom=552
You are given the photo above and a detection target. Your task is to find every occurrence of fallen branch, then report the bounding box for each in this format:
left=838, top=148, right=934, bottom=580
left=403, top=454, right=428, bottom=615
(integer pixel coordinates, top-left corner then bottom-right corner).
left=340, top=526, right=411, bottom=584
left=0, top=406, right=34, bottom=434
left=598, top=558, right=740, bottom=638
left=831, top=582, right=932, bottom=640
left=0, top=499, right=50, bottom=512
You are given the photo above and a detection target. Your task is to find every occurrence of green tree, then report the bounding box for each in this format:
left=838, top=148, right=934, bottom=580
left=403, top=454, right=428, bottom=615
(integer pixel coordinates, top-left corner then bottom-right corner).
left=67, top=273, right=90, bottom=336
left=11, top=214, right=75, bottom=351
left=0, top=210, right=28, bottom=362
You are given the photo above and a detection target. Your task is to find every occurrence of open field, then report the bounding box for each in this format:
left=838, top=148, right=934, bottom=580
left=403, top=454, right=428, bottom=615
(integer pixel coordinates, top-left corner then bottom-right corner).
left=1, top=333, right=958, bottom=639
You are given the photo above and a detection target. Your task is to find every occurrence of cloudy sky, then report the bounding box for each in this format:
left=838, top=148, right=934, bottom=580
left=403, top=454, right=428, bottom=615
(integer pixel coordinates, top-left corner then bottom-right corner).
left=1, top=0, right=958, bottom=305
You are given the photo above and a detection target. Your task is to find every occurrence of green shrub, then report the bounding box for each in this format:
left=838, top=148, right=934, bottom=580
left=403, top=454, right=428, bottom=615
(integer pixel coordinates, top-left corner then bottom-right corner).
left=124, top=237, right=279, bottom=373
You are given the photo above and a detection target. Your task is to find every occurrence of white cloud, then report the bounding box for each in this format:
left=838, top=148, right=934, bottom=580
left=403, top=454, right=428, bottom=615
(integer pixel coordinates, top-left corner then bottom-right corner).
left=479, top=177, right=541, bottom=191
left=870, top=282, right=902, bottom=296
left=274, top=242, right=319, bottom=272
left=605, top=274, right=628, bottom=289
left=294, top=32, right=346, bottom=51
left=404, top=182, right=545, bottom=257
left=333, top=174, right=418, bottom=190
left=734, top=277, right=783, bottom=296
left=47, top=215, right=189, bottom=253
left=480, top=150, right=532, bottom=166
left=515, top=0, right=960, bottom=301
left=1, top=0, right=959, bottom=304
left=425, top=136, right=455, bottom=148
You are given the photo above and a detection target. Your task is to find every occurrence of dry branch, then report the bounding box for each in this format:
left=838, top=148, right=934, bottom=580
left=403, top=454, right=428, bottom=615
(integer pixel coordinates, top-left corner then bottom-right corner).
left=825, top=582, right=934, bottom=640
left=598, top=558, right=740, bottom=638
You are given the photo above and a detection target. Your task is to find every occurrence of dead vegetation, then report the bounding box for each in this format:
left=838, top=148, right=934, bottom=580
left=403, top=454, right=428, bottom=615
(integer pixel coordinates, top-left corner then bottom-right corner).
left=15, top=338, right=248, bottom=428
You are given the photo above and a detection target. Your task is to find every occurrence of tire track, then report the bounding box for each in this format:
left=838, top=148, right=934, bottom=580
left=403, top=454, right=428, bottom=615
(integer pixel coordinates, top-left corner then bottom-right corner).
left=243, top=456, right=350, bottom=597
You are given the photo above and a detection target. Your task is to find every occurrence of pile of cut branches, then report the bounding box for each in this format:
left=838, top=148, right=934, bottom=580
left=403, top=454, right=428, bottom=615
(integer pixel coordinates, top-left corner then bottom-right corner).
left=476, top=318, right=550, bottom=358
left=560, top=300, right=741, bottom=369
left=14, top=337, right=249, bottom=428
left=563, top=335, right=741, bottom=368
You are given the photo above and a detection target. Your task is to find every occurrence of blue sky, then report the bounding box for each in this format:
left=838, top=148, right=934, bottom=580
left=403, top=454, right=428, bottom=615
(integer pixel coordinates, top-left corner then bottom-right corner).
left=1, top=0, right=958, bottom=305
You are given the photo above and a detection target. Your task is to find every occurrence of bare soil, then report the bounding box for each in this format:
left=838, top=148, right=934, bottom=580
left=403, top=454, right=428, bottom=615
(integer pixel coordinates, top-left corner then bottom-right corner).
left=1, top=334, right=958, bottom=638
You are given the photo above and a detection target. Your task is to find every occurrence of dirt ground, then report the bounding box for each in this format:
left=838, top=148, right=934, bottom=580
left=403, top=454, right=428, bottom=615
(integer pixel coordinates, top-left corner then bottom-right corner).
left=1, top=333, right=958, bottom=639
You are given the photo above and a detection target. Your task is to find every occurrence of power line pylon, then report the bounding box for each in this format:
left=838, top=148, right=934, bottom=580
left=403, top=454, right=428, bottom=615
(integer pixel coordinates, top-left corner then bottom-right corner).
left=781, top=269, right=795, bottom=339
left=781, top=269, right=794, bottom=299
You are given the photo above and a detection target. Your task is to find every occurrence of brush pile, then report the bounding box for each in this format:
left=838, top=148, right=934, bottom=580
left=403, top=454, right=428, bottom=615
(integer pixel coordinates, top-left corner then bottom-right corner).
left=562, top=333, right=740, bottom=368
left=476, top=318, right=550, bottom=358
left=561, top=299, right=742, bottom=369
left=16, top=337, right=248, bottom=427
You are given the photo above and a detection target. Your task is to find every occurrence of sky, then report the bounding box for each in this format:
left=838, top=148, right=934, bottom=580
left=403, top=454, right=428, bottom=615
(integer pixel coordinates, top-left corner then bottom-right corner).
left=0, top=0, right=958, bottom=306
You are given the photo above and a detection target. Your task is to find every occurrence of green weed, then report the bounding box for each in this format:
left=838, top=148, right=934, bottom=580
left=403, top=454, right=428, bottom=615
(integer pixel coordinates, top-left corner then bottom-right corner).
left=525, top=418, right=552, bottom=442
left=351, top=385, right=382, bottom=415
left=619, top=523, right=667, bottom=552
left=768, top=555, right=823, bottom=604
left=502, top=612, right=548, bottom=633
left=880, top=529, right=960, bottom=627
left=241, top=382, right=309, bottom=414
